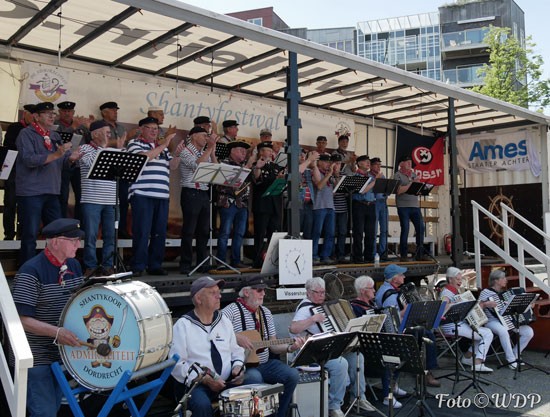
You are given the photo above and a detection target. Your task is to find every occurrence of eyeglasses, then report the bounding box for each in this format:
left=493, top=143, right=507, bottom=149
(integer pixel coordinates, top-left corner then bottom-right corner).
left=364, top=286, right=375, bottom=290
left=56, top=237, right=80, bottom=244
left=142, top=126, right=159, bottom=131
left=310, top=289, right=326, bottom=295
left=253, top=288, right=265, bottom=293
left=39, top=111, right=56, bottom=117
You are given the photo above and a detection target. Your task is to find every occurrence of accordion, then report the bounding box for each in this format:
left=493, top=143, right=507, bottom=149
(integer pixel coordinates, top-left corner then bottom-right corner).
left=309, top=299, right=356, bottom=333
left=398, top=282, right=423, bottom=309
left=451, top=290, right=488, bottom=331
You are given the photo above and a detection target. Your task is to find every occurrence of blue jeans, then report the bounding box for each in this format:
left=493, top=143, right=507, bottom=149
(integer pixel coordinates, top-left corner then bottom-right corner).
left=17, top=194, right=61, bottom=264
left=312, top=208, right=335, bottom=259
left=217, top=203, right=248, bottom=265
left=374, top=200, right=389, bottom=257
left=344, top=352, right=367, bottom=402
left=244, top=359, right=299, bottom=417
left=130, top=195, right=169, bottom=271
left=28, top=365, right=62, bottom=417
left=81, top=203, right=115, bottom=269
left=397, top=206, right=425, bottom=258
left=325, top=357, right=349, bottom=410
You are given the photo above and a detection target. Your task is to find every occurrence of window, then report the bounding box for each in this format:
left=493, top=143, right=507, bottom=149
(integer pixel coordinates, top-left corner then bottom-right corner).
left=247, top=18, right=263, bottom=26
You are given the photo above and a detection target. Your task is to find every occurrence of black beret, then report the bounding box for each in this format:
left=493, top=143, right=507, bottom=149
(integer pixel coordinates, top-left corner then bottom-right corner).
left=194, top=116, right=211, bottom=125
left=223, top=120, right=239, bottom=128
left=23, top=104, right=36, bottom=113
left=330, top=153, right=343, bottom=162
left=256, top=141, right=273, bottom=151
left=338, top=135, right=350, bottom=142
left=370, top=157, right=382, bottom=164
left=399, top=155, right=412, bottom=163
left=316, top=136, right=327, bottom=142
left=90, top=120, right=110, bottom=132
left=318, top=153, right=331, bottom=161
left=99, top=101, right=119, bottom=111
left=34, top=102, right=54, bottom=113
left=239, top=275, right=268, bottom=291
left=57, top=101, right=76, bottom=110
left=227, top=141, right=250, bottom=150
left=138, top=117, right=159, bottom=127
left=189, top=126, right=207, bottom=135
left=42, top=218, right=85, bottom=239
left=356, top=155, right=369, bottom=163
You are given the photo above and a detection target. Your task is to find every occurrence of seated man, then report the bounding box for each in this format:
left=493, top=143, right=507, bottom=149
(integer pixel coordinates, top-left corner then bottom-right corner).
left=439, top=267, right=493, bottom=372
left=478, top=269, right=534, bottom=369
left=289, top=277, right=349, bottom=417
left=169, top=277, right=245, bottom=417
left=375, top=264, right=441, bottom=388
left=222, top=276, right=304, bottom=417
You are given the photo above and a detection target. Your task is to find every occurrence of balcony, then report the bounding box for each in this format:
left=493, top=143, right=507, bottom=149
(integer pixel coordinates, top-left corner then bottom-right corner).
left=443, top=65, right=485, bottom=87
left=442, top=27, right=489, bottom=58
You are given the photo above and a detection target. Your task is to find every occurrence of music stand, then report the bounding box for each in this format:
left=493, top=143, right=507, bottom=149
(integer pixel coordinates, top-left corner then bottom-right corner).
left=189, top=162, right=251, bottom=275
left=400, top=301, right=445, bottom=417
left=291, top=332, right=356, bottom=417
left=372, top=178, right=400, bottom=195
left=0, top=146, right=17, bottom=180
left=87, top=149, right=148, bottom=273
left=405, top=182, right=433, bottom=196
left=357, top=332, right=423, bottom=417
left=497, top=293, right=548, bottom=378
left=215, top=142, right=230, bottom=160
left=437, top=301, right=484, bottom=393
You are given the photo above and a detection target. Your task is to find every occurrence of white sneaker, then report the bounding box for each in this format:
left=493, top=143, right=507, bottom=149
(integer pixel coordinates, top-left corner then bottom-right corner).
left=383, top=397, right=403, bottom=409
left=329, top=409, right=345, bottom=417
left=393, top=385, right=407, bottom=396
left=358, top=399, right=376, bottom=412
left=473, top=363, right=493, bottom=373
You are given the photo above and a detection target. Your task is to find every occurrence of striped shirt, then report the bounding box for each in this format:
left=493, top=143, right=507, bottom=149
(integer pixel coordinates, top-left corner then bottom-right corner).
left=179, top=143, right=212, bottom=191
left=222, top=302, right=276, bottom=365
left=11, top=252, right=83, bottom=365
left=79, top=144, right=117, bottom=205
left=333, top=192, right=348, bottom=213
left=127, top=139, right=172, bottom=199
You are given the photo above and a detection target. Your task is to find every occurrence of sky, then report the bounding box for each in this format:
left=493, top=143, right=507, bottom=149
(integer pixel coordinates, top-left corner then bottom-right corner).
left=178, top=0, right=550, bottom=80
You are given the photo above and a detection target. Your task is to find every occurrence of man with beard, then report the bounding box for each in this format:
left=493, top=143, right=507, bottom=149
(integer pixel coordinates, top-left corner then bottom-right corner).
left=222, top=276, right=304, bottom=417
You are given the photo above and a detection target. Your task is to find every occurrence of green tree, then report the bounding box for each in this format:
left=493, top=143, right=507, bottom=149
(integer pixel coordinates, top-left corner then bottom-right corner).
left=472, top=25, right=550, bottom=112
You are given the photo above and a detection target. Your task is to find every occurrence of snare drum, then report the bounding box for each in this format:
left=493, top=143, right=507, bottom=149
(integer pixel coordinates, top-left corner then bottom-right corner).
left=219, top=384, right=282, bottom=417
left=59, top=280, right=172, bottom=390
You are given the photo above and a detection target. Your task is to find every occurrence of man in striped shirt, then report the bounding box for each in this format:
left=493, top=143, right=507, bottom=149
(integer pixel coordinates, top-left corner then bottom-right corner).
left=79, top=120, right=124, bottom=276
left=222, top=276, right=304, bottom=417
left=179, top=126, right=219, bottom=274
left=127, top=117, right=181, bottom=276
left=10, top=218, right=84, bottom=417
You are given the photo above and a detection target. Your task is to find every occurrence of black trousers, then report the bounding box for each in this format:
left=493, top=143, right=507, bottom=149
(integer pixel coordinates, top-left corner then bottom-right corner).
left=351, top=201, right=376, bottom=262
left=180, top=188, right=210, bottom=269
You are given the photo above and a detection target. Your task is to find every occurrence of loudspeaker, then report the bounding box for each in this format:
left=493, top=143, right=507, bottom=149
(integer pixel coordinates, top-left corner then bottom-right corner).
left=291, top=371, right=328, bottom=417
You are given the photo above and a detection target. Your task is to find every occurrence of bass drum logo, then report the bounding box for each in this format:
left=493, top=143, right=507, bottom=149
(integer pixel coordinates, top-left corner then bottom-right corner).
left=412, top=146, right=433, bottom=165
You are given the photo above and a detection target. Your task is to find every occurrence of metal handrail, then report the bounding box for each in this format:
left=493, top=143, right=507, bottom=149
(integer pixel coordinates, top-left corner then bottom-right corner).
left=0, top=265, right=32, bottom=417
left=472, top=200, right=550, bottom=296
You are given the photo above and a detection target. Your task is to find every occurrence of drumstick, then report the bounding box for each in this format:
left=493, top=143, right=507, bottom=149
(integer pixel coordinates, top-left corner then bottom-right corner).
left=78, top=341, right=112, bottom=356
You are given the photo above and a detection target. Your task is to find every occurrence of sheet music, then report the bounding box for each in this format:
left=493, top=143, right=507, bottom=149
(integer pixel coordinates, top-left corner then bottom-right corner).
left=0, top=149, right=17, bottom=180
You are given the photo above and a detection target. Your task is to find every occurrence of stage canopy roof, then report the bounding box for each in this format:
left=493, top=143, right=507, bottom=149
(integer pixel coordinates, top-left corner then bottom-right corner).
left=1, top=0, right=549, bottom=134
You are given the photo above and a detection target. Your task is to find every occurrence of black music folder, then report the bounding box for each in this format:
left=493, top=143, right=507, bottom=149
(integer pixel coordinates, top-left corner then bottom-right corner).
left=405, top=182, right=434, bottom=196
left=372, top=178, right=400, bottom=195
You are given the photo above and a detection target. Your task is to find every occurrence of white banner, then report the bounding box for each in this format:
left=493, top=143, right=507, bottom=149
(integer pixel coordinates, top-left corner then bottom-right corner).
left=20, top=62, right=356, bottom=147
left=457, top=130, right=541, bottom=177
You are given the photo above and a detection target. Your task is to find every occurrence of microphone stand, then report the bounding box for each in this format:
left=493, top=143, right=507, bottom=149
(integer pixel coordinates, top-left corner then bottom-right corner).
left=173, top=364, right=209, bottom=417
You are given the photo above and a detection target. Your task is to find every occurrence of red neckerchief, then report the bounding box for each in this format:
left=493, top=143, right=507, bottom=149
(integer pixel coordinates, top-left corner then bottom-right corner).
left=444, top=284, right=459, bottom=295
left=237, top=298, right=262, bottom=332
left=59, top=119, right=72, bottom=128
left=31, top=122, right=52, bottom=151
left=19, top=119, right=29, bottom=127
left=356, top=168, right=368, bottom=176
left=44, top=247, right=73, bottom=286
left=138, top=136, right=159, bottom=148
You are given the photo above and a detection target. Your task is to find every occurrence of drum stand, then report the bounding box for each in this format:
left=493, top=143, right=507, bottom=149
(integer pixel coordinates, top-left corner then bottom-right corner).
left=51, top=355, right=178, bottom=417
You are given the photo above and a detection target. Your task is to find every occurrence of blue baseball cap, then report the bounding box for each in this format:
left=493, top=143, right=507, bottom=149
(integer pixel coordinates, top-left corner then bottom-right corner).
left=384, top=264, right=407, bottom=281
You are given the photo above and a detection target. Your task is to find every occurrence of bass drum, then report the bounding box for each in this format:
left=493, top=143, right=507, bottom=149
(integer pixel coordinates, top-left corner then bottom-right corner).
left=59, top=280, right=172, bottom=391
